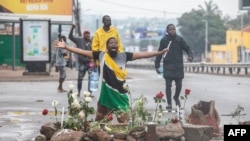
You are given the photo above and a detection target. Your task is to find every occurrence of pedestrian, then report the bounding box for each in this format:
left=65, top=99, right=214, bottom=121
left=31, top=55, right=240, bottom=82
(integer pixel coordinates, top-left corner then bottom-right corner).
left=155, top=24, right=193, bottom=110
left=53, top=37, right=168, bottom=122
left=92, top=15, right=124, bottom=52
left=69, top=24, right=93, bottom=97
left=55, top=35, right=68, bottom=92
left=92, top=15, right=124, bottom=71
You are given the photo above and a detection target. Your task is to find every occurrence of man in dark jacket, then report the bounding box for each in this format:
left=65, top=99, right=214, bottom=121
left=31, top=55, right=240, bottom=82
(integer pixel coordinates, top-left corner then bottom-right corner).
left=155, top=24, right=193, bottom=110
left=69, top=24, right=92, bottom=97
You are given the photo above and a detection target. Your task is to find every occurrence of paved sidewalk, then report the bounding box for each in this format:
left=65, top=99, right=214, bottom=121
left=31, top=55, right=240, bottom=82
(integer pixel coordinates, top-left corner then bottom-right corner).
left=0, top=67, right=79, bottom=82
left=0, top=59, right=155, bottom=82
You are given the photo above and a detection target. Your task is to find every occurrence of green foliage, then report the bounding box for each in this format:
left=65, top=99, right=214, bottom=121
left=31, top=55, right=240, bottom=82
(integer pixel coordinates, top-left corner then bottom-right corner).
left=132, top=95, right=151, bottom=123
left=177, top=0, right=227, bottom=61
left=230, top=104, right=245, bottom=123
left=63, top=89, right=95, bottom=131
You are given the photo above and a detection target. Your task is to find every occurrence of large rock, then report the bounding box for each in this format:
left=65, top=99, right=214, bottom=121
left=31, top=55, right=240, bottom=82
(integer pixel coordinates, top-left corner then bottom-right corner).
left=40, top=122, right=59, bottom=140
left=35, top=134, right=46, bottom=141
left=187, top=100, right=220, bottom=134
left=87, top=128, right=113, bottom=141
left=156, top=122, right=185, bottom=140
left=182, top=124, right=213, bottom=141
left=50, top=129, right=85, bottom=141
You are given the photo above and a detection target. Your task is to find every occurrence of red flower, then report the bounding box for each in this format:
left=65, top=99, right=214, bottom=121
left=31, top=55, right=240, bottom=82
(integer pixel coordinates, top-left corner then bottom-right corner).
left=171, top=117, right=179, bottom=123
left=156, top=92, right=164, bottom=99
left=107, top=114, right=113, bottom=121
left=42, top=109, right=48, bottom=115
left=185, top=89, right=191, bottom=95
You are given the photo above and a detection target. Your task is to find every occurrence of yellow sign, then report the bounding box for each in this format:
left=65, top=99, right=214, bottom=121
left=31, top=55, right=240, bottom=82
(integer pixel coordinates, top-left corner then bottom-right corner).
left=0, top=0, right=72, bottom=22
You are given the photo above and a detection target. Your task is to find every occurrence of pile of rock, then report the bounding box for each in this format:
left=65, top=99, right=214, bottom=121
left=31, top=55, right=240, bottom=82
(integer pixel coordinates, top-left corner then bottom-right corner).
left=35, top=121, right=215, bottom=141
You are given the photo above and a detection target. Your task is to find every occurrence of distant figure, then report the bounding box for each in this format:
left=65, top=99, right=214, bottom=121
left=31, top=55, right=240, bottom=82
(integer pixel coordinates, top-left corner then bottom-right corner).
left=53, top=37, right=168, bottom=122
left=55, top=35, right=68, bottom=92
left=155, top=24, right=193, bottom=110
left=69, top=24, right=93, bottom=97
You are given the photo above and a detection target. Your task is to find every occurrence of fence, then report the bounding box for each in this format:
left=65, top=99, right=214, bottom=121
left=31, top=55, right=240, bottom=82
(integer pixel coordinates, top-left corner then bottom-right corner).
left=126, top=60, right=250, bottom=77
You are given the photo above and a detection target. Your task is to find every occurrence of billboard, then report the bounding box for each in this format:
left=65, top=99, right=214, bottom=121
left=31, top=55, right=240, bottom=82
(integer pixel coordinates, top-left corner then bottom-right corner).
left=239, top=0, right=250, bottom=10
left=0, top=0, right=72, bottom=23
left=20, top=19, right=51, bottom=62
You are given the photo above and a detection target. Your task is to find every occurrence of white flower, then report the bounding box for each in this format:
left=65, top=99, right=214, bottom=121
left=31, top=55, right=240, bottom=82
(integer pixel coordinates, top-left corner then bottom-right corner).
left=68, top=83, right=74, bottom=91
left=51, top=100, right=59, bottom=108
left=123, top=83, right=129, bottom=91
left=157, top=113, right=163, bottom=118
left=71, top=93, right=78, bottom=99
left=83, top=91, right=91, bottom=97
left=85, top=97, right=92, bottom=103
left=78, top=110, right=85, bottom=120
left=71, top=101, right=81, bottom=109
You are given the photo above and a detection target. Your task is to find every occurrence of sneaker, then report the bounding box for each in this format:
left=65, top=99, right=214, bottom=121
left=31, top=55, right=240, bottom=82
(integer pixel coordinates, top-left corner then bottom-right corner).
left=57, top=88, right=67, bottom=93
left=166, top=105, right=172, bottom=110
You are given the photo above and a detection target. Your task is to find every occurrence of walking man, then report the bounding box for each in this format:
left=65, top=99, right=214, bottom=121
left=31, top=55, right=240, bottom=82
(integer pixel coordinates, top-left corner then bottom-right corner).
left=155, top=24, right=193, bottom=110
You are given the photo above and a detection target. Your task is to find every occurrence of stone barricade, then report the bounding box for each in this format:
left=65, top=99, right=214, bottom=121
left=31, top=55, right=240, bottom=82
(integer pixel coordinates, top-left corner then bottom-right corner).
left=35, top=121, right=216, bottom=141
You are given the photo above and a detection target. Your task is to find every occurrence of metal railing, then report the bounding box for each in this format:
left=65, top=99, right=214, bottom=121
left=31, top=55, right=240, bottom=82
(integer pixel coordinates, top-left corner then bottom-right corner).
left=184, top=63, right=250, bottom=76
left=127, top=60, right=250, bottom=77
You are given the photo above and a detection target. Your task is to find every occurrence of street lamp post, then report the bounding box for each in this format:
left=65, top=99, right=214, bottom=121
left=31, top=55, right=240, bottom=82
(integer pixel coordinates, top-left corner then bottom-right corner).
left=240, top=12, right=244, bottom=62
left=203, top=20, right=208, bottom=62
left=238, top=10, right=247, bottom=62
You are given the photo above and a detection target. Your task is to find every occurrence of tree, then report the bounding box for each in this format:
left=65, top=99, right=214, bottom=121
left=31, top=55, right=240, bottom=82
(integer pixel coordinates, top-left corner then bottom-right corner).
left=225, top=12, right=250, bottom=30
left=177, top=0, right=226, bottom=61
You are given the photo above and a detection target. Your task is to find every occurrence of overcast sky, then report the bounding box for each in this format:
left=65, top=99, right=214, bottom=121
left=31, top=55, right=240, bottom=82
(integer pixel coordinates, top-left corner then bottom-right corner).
left=81, top=0, right=242, bottom=19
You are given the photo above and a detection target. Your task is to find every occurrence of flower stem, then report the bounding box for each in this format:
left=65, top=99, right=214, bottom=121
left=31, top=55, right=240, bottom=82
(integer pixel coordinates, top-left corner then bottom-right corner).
left=153, top=102, right=159, bottom=122
left=183, top=98, right=186, bottom=110
left=84, top=103, right=88, bottom=132
left=128, top=89, right=134, bottom=126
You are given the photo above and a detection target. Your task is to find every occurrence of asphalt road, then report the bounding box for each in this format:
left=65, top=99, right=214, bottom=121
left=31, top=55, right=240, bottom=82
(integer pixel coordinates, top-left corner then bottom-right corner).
left=0, top=68, right=250, bottom=141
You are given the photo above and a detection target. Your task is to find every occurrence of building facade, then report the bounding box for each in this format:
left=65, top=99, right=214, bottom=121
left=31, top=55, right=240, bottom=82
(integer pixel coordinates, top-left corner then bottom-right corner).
left=210, top=27, right=250, bottom=63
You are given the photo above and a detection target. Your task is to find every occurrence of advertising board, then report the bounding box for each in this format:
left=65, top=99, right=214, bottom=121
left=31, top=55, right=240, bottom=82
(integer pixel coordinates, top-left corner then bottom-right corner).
left=20, top=19, right=51, bottom=62
left=0, top=0, right=72, bottom=23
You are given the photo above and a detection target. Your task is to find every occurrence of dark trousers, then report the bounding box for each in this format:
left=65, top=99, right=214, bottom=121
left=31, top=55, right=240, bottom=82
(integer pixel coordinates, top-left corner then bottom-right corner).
left=165, top=78, right=183, bottom=107
left=77, top=62, right=89, bottom=93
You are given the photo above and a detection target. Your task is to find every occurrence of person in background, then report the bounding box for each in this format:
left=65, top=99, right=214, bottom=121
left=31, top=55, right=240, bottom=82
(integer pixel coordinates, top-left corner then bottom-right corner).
left=155, top=24, right=193, bottom=110
left=55, top=35, right=68, bottom=92
left=53, top=37, right=168, bottom=122
left=92, top=15, right=124, bottom=71
left=69, top=24, right=93, bottom=97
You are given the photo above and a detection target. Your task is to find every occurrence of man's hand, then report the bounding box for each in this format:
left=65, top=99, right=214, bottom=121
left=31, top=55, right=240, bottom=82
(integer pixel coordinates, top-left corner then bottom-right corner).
left=161, top=48, right=169, bottom=55
left=155, top=68, right=161, bottom=74
left=53, top=40, right=66, bottom=48
left=188, top=57, right=193, bottom=62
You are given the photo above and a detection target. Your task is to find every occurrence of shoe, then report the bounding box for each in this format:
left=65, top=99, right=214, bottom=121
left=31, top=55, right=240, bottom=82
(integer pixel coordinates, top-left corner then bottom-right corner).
left=166, top=105, right=172, bottom=110
left=58, top=89, right=67, bottom=93
left=174, top=98, right=181, bottom=108
left=77, top=93, right=80, bottom=97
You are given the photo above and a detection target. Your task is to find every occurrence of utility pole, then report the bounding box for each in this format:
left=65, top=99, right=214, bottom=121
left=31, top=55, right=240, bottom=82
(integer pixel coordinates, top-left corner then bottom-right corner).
left=203, top=20, right=208, bottom=62
left=73, top=0, right=82, bottom=36
left=240, top=13, right=244, bottom=62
